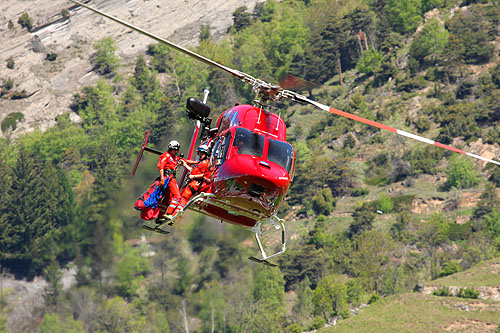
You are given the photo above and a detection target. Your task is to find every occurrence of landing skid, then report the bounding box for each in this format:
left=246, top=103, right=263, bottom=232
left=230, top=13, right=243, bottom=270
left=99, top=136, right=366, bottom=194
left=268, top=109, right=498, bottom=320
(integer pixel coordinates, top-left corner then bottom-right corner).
left=141, top=220, right=171, bottom=234
left=249, top=215, right=286, bottom=266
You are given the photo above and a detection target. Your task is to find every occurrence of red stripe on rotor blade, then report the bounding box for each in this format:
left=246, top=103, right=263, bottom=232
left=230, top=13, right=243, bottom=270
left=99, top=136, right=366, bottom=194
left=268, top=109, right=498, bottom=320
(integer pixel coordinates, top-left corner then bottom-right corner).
left=434, top=142, right=466, bottom=155
left=328, top=107, right=397, bottom=134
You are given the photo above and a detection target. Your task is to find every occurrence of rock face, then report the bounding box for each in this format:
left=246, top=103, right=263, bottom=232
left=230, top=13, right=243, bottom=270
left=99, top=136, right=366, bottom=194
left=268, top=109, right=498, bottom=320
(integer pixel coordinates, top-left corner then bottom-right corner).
left=0, top=0, right=261, bottom=138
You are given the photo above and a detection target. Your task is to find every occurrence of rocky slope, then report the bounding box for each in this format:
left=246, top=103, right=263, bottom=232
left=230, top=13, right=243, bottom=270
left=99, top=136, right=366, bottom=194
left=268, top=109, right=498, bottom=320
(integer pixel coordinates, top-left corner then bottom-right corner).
left=0, top=0, right=261, bottom=139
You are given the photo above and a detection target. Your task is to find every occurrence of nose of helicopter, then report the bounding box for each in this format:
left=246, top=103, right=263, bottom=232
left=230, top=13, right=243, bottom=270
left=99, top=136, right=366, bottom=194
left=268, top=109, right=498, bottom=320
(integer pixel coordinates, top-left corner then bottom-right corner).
left=217, top=154, right=292, bottom=212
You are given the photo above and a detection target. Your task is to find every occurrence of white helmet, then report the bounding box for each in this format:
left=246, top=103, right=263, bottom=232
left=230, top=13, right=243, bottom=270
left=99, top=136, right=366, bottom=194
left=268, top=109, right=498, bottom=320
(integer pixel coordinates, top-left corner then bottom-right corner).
left=197, top=144, right=210, bottom=154
left=168, top=140, right=180, bottom=150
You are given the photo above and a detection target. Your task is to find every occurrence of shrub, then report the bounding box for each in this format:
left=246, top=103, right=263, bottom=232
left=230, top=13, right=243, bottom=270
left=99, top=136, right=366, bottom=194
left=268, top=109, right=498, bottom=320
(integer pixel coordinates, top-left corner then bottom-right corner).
left=439, top=261, right=462, bottom=277
left=1, top=112, right=24, bottom=132
left=309, top=316, right=326, bottom=330
left=18, top=12, right=33, bottom=31
left=312, top=188, right=336, bottom=215
left=8, top=20, right=14, bottom=29
left=93, top=37, right=120, bottom=75
left=433, top=287, right=451, bottom=296
left=378, top=194, right=394, bottom=213
left=356, top=49, right=384, bottom=75
left=61, top=9, right=70, bottom=19
left=6, top=57, right=14, bottom=69
left=445, top=155, right=479, bottom=190
left=368, top=293, right=380, bottom=304
left=45, top=53, right=57, bottom=61
left=352, top=188, right=369, bottom=197
left=457, top=288, right=480, bottom=299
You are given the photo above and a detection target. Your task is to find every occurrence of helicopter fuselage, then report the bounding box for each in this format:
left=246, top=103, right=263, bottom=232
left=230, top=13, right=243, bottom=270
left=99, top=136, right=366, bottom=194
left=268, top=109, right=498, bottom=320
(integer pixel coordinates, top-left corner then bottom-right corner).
left=196, top=104, right=295, bottom=228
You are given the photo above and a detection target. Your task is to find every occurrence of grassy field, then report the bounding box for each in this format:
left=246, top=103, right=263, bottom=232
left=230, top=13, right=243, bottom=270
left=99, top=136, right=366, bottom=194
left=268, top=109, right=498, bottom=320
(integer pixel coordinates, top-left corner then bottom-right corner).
left=327, top=293, right=500, bottom=332
left=429, top=258, right=500, bottom=288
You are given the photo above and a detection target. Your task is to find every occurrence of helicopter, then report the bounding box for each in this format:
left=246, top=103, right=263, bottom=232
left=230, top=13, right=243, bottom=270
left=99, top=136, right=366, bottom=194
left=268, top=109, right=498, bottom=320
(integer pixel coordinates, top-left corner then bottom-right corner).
left=69, top=0, right=500, bottom=266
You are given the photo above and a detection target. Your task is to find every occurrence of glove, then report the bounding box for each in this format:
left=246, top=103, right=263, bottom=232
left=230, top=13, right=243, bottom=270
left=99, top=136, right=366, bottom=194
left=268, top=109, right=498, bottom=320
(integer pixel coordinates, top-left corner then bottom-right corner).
left=160, top=178, right=165, bottom=186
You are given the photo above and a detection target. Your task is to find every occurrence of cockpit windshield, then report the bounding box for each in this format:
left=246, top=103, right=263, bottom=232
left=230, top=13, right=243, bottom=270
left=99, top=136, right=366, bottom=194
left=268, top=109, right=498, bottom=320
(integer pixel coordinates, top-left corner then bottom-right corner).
left=233, top=128, right=264, bottom=157
left=268, top=139, right=294, bottom=173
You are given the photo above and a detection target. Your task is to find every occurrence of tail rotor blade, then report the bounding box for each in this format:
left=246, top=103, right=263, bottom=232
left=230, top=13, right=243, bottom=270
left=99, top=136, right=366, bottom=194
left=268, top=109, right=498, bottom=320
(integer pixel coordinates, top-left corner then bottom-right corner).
left=304, top=98, right=500, bottom=166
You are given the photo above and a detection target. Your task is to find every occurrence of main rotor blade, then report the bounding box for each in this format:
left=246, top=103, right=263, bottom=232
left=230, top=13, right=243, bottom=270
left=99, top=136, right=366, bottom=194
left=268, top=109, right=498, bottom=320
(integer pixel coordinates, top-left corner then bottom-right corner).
left=68, top=0, right=243, bottom=79
left=299, top=96, right=500, bottom=166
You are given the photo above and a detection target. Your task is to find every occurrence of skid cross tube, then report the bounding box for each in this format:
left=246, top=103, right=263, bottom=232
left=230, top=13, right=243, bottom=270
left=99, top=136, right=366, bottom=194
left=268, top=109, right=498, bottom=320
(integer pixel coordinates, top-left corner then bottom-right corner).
left=249, top=216, right=286, bottom=266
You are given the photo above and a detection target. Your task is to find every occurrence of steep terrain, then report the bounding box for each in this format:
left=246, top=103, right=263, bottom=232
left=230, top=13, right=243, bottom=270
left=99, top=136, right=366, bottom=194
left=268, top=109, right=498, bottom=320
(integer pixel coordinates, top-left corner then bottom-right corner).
left=0, top=0, right=261, bottom=138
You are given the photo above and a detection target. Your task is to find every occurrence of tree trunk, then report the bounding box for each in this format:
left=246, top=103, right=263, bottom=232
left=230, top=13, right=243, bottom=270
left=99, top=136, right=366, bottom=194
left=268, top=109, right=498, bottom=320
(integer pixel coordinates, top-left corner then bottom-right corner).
left=180, top=298, right=189, bottom=333
left=337, top=58, right=343, bottom=86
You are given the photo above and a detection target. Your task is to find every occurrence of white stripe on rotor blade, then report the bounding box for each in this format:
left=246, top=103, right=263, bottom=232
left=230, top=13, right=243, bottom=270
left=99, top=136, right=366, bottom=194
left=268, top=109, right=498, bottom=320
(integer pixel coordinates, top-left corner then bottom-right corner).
left=466, top=152, right=500, bottom=166
left=396, top=130, right=435, bottom=145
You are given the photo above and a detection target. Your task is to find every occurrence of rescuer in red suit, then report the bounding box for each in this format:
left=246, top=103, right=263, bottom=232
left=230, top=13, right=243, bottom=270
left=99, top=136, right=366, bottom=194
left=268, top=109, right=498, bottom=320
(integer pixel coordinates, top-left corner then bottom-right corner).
left=157, top=140, right=185, bottom=222
left=172, top=144, right=212, bottom=217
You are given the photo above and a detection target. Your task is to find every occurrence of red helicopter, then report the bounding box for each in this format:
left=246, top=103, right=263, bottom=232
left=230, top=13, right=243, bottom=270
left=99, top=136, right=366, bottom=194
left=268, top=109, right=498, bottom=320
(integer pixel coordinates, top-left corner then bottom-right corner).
left=70, top=0, right=500, bottom=266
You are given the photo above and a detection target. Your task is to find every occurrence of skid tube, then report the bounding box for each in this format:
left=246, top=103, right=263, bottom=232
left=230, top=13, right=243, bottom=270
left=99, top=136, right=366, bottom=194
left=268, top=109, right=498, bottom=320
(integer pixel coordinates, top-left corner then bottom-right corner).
left=248, top=216, right=286, bottom=267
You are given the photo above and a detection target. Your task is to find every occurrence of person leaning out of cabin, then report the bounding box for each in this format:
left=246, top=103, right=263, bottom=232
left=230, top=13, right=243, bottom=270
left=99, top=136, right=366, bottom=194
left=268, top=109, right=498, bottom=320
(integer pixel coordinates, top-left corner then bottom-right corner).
left=156, top=140, right=196, bottom=221
left=172, top=144, right=212, bottom=217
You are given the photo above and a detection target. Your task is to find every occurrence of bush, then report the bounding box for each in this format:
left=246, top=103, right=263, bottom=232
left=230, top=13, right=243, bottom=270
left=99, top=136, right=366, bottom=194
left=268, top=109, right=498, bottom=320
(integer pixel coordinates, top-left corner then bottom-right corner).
left=368, top=293, right=380, bottom=304
left=45, top=53, right=57, bottom=61
left=433, top=287, right=451, bottom=296
left=312, top=188, right=336, bottom=215
left=356, top=49, right=384, bottom=75
left=18, top=12, right=33, bottom=31
left=61, top=9, right=70, bottom=19
left=445, top=155, right=479, bottom=190
left=457, top=288, right=480, bottom=299
left=352, top=188, right=369, bottom=197
left=93, top=37, right=120, bottom=75
left=1, top=112, right=24, bottom=132
left=378, top=194, right=394, bottom=213
left=439, top=261, right=462, bottom=277
left=8, top=20, right=14, bottom=29
left=6, top=57, right=14, bottom=69
left=309, top=316, right=326, bottom=330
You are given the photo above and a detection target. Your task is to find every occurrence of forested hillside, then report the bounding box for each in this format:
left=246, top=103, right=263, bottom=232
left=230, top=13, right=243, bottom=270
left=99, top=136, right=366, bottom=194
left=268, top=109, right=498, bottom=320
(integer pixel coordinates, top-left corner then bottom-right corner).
left=1, top=0, right=500, bottom=331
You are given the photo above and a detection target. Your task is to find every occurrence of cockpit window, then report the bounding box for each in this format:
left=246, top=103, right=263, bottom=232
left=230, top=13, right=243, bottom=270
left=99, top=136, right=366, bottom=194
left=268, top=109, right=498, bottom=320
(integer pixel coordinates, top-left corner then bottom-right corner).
left=268, top=139, right=294, bottom=173
left=233, top=128, right=264, bottom=157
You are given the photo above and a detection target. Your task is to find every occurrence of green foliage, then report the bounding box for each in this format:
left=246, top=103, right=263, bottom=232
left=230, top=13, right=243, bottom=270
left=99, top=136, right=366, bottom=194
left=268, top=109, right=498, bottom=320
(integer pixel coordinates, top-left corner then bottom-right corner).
left=351, top=230, right=394, bottom=291
left=248, top=266, right=286, bottom=331
left=8, top=20, right=14, bottom=30
left=40, top=313, right=84, bottom=333
left=445, top=155, right=479, bottom=190
left=312, top=187, right=336, bottom=215
left=445, top=9, right=494, bottom=64
left=115, top=246, right=151, bottom=297
left=378, top=194, right=394, bottom=214
left=199, top=24, right=211, bottom=42
left=93, top=37, right=120, bottom=75
left=231, top=6, right=253, bottom=32
left=348, top=203, right=376, bottom=238
left=18, top=12, right=33, bottom=31
left=439, top=261, right=462, bottom=277
left=0, top=150, right=79, bottom=277
left=356, top=49, right=383, bottom=75
left=432, top=287, right=451, bottom=296
left=368, top=293, right=380, bottom=304
left=313, top=274, right=349, bottom=319
left=386, top=0, right=423, bottom=34
left=456, top=287, right=480, bottom=299
left=1, top=112, right=24, bottom=132
left=309, top=316, right=326, bottom=330
left=61, top=9, right=70, bottom=19
left=293, top=276, right=314, bottom=323
left=95, top=296, right=147, bottom=332
left=410, top=18, right=448, bottom=65
left=45, top=53, right=57, bottom=62
left=6, top=57, right=14, bottom=69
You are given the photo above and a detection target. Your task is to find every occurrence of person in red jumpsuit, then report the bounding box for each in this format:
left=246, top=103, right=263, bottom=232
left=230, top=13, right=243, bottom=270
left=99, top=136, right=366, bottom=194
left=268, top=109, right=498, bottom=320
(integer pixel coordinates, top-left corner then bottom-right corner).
left=156, top=140, right=185, bottom=222
left=171, top=144, right=212, bottom=218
